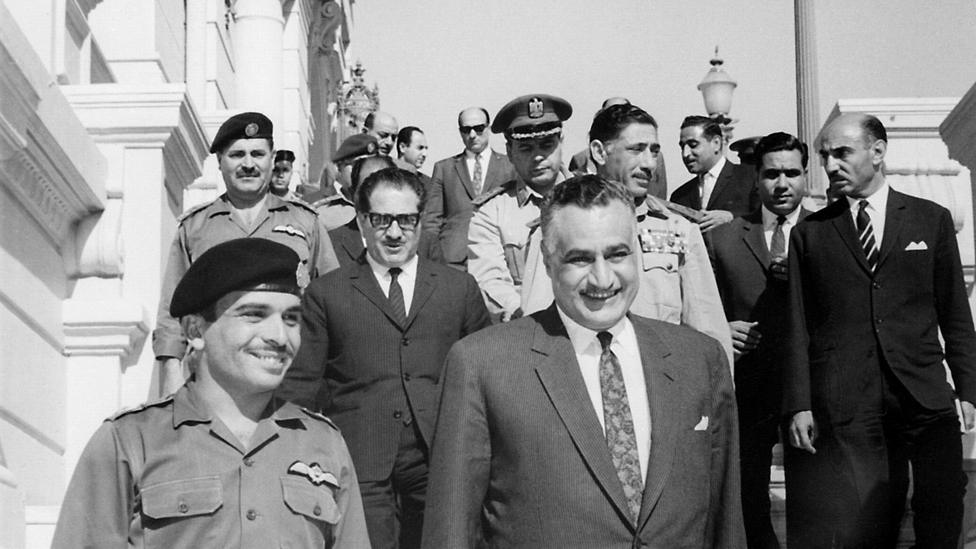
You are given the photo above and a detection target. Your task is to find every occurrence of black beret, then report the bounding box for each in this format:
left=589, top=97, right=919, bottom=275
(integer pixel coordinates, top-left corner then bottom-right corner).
left=491, top=94, right=572, bottom=139
left=170, top=238, right=305, bottom=318
left=210, top=112, right=274, bottom=154
left=334, top=134, right=378, bottom=164
left=274, top=149, right=295, bottom=163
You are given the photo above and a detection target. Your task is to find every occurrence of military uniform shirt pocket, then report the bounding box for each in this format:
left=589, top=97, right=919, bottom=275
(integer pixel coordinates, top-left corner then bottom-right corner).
left=141, top=476, right=222, bottom=519
left=281, top=476, right=340, bottom=524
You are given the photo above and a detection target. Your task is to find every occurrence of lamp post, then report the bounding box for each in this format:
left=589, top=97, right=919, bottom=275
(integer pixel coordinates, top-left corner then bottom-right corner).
left=697, top=47, right=738, bottom=146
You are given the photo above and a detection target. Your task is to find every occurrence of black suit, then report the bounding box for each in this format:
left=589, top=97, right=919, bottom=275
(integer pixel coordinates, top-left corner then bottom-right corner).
left=709, top=208, right=807, bottom=549
left=277, top=257, right=491, bottom=549
left=671, top=160, right=758, bottom=216
left=424, top=150, right=515, bottom=267
left=784, top=188, right=976, bottom=548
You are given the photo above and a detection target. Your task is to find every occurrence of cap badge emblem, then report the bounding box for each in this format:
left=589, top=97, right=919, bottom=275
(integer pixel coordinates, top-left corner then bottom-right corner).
left=528, top=97, right=544, bottom=119
left=296, top=262, right=310, bottom=288
left=366, top=142, right=377, bottom=154
left=245, top=122, right=259, bottom=137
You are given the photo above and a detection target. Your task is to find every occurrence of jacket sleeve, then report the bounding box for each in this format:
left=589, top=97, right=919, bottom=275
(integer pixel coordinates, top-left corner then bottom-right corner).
left=680, top=224, right=734, bottom=367
left=52, top=423, right=133, bottom=549
left=461, top=273, right=492, bottom=337
left=152, top=227, right=192, bottom=360
left=310, top=217, right=340, bottom=277
left=421, top=343, right=490, bottom=548
left=784, top=226, right=811, bottom=414
left=933, top=208, right=976, bottom=404
left=277, top=283, right=330, bottom=410
left=467, top=202, right=520, bottom=316
left=423, top=162, right=447, bottom=239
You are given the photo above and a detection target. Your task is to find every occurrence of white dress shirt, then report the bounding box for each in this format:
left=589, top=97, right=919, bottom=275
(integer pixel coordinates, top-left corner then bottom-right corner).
left=846, top=181, right=890, bottom=249
left=465, top=148, right=492, bottom=185
left=761, top=205, right=802, bottom=254
left=558, top=308, right=652, bottom=482
left=365, top=253, right=419, bottom=314
left=700, top=155, right=727, bottom=208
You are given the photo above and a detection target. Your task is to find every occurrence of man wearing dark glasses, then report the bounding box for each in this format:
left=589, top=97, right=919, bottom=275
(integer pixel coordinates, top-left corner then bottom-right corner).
left=424, top=106, right=515, bottom=269
left=277, top=167, right=491, bottom=549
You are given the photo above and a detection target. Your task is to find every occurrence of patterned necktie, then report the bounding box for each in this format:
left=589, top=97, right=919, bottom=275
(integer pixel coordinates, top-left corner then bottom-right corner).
left=388, top=267, right=406, bottom=324
left=700, top=172, right=714, bottom=209
left=856, top=200, right=879, bottom=270
left=597, top=331, right=643, bottom=522
left=770, top=215, right=787, bottom=257
left=472, top=155, right=483, bottom=195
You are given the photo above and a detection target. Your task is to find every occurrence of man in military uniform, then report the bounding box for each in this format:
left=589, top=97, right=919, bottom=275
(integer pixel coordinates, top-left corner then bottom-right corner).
left=153, top=112, right=340, bottom=396
left=54, top=238, right=370, bottom=548
left=270, top=149, right=298, bottom=199
left=314, top=133, right=379, bottom=230
left=467, top=94, right=572, bottom=321
left=521, top=103, right=733, bottom=363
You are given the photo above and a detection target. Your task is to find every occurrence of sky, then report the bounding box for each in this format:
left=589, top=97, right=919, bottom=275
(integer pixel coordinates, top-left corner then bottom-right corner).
left=347, top=0, right=797, bottom=190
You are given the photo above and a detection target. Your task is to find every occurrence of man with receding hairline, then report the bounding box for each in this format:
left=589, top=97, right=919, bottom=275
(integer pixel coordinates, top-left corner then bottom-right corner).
left=364, top=111, right=399, bottom=157
left=784, top=113, right=976, bottom=548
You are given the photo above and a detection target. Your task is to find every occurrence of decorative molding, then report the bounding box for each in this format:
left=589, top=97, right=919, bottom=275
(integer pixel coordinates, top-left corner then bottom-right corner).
left=0, top=406, right=64, bottom=455
left=314, top=0, right=343, bottom=56
left=941, top=84, right=976, bottom=171
left=62, top=298, right=149, bottom=359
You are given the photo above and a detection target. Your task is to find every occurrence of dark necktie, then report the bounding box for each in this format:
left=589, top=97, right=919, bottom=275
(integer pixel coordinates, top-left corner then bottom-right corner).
left=473, top=155, right=483, bottom=195
left=770, top=215, right=787, bottom=257
left=856, top=200, right=879, bottom=270
left=388, top=267, right=406, bottom=324
left=597, top=331, right=643, bottom=522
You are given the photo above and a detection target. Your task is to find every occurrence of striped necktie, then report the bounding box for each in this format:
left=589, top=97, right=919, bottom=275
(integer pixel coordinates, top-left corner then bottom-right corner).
left=856, top=200, right=879, bottom=270
left=388, top=267, right=406, bottom=323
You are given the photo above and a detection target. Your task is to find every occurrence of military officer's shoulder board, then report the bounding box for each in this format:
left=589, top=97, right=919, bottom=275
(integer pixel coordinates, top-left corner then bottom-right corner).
left=177, top=200, right=215, bottom=224
left=108, top=394, right=176, bottom=421
left=472, top=180, right=516, bottom=209
left=301, top=407, right=340, bottom=431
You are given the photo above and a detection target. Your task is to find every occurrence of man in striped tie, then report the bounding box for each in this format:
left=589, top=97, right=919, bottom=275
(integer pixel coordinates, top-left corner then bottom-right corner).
left=784, top=113, right=976, bottom=549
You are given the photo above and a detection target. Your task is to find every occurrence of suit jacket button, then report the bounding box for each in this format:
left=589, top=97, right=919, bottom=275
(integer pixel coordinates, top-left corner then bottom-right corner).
left=402, top=338, right=409, bottom=346
left=246, top=509, right=257, bottom=521
left=393, top=410, right=403, bottom=419
left=873, top=281, right=881, bottom=289
left=403, top=373, right=411, bottom=382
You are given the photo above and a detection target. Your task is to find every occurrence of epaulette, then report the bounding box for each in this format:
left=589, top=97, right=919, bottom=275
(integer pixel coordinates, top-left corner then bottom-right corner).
left=177, top=200, right=215, bottom=224
left=472, top=180, right=516, bottom=209
left=285, top=196, right=318, bottom=215
left=108, top=394, right=175, bottom=421
left=301, top=407, right=340, bottom=430
left=312, top=194, right=347, bottom=210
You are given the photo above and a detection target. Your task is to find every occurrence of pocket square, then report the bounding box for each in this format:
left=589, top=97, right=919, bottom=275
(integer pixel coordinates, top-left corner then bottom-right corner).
left=905, top=241, right=928, bottom=251
left=693, top=416, right=709, bottom=431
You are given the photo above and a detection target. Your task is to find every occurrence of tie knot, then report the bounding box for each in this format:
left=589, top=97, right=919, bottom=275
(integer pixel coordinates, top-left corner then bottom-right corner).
left=776, top=215, right=787, bottom=226
left=389, top=267, right=402, bottom=280
left=859, top=199, right=869, bottom=212
left=597, top=331, right=613, bottom=351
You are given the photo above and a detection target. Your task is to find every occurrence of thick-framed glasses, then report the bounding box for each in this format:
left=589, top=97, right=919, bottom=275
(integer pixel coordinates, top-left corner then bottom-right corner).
left=460, top=124, right=487, bottom=135
left=367, top=212, right=420, bottom=230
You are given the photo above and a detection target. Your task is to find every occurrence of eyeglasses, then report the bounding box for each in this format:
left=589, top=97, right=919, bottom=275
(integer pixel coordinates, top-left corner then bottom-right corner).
left=460, top=124, right=487, bottom=135
left=366, top=212, right=421, bottom=230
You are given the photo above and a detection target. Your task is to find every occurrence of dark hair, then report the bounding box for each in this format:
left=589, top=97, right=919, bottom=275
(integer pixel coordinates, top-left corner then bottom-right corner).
left=589, top=104, right=658, bottom=143
left=540, top=174, right=634, bottom=240
left=363, top=112, right=376, bottom=130
left=457, top=107, right=491, bottom=127
left=754, top=132, right=809, bottom=169
left=396, top=126, right=424, bottom=154
left=355, top=167, right=428, bottom=214
left=351, top=155, right=396, bottom=191
left=680, top=115, right=723, bottom=141
left=860, top=114, right=888, bottom=144
left=274, top=149, right=295, bottom=163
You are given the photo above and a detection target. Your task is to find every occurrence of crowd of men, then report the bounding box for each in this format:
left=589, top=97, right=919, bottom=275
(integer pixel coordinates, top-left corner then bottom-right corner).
left=51, top=92, right=976, bottom=549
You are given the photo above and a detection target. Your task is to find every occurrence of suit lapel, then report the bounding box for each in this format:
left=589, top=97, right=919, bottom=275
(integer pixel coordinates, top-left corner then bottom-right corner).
left=453, top=153, right=476, bottom=199
left=349, top=260, right=405, bottom=329
left=338, top=223, right=364, bottom=263
left=483, top=151, right=506, bottom=193
left=635, top=319, right=679, bottom=529
left=877, top=189, right=905, bottom=270
left=403, top=260, right=436, bottom=331
left=740, top=211, right=770, bottom=270
left=531, top=307, right=633, bottom=523
left=829, top=200, right=873, bottom=274
left=705, top=162, right=734, bottom=210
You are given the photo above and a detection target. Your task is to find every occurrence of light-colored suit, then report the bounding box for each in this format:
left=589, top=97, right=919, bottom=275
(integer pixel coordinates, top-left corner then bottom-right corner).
left=422, top=305, right=744, bottom=548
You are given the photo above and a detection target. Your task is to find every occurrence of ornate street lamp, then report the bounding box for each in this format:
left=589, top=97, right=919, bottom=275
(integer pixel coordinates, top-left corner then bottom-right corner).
left=697, top=47, right=738, bottom=144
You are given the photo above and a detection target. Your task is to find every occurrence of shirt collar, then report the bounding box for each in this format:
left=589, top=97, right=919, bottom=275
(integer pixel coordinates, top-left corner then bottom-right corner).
left=364, top=250, right=420, bottom=281
left=465, top=147, right=491, bottom=162
left=556, top=305, right=633, bottom=356
left=173, top=381, right=307, bottom=428
left=761, top=205, right=801, bottom=229
left=845, top=181, right=889, bottom=214
left=211, top=193, right=281, bottom=216
left=705, top=155, right=727, bottom=180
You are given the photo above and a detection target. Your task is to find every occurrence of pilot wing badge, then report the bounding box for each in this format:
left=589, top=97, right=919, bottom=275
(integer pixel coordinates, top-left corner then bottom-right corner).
left=288, top=461, right=339, bottom=488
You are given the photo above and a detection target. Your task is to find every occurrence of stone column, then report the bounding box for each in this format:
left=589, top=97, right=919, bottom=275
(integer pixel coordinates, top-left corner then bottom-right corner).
left=185, top=0, right=208, bottom=109
left=794, top=0, right=825, bottom=203
left=232, top=0, right=284, bottom=133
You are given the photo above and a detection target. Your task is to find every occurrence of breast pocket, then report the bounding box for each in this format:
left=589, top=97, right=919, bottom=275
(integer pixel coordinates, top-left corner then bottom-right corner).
left=140, top=476, right=222, bottom=548
left=279, top=476, right=340, bottom=548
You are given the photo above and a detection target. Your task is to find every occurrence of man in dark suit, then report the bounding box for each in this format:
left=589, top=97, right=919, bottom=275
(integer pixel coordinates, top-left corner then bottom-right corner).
left=277, top=167, right=491, bottom=549
left=423, top=175, right=743, bottom=548
left=423, top=107, right=515, bottom=268
left=784, top=113, right=976, bottom=548
left=671, top=115, right=758, bottom=232
left=708, top=132, right=811, bottom=549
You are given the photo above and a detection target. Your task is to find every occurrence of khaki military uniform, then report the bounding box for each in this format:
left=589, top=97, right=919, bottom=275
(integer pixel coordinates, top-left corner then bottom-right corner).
left=152, top=193, right=339, bottom=360
left=521, top=195, right=733, bottom=365
left=315, top=192, right=357, bottom=231
left=52, top=383, right=370, bottom=549
left=467, top=178, right=549, bottom=318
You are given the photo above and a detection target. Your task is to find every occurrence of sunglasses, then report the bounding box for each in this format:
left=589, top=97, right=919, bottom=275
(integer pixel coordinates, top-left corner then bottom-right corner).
left=460, top=124, right=487, bottom=135
left=366, top=212, right=421, bottom=230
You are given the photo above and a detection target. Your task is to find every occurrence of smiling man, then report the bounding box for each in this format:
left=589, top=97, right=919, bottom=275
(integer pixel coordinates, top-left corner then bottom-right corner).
left=153, top=112, right=339, bottom=396
left=54, top=238, right=369, bottom=549
left=277, top=167, right=490, bottom=549
left=423, top=175, right=743, bottom=548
